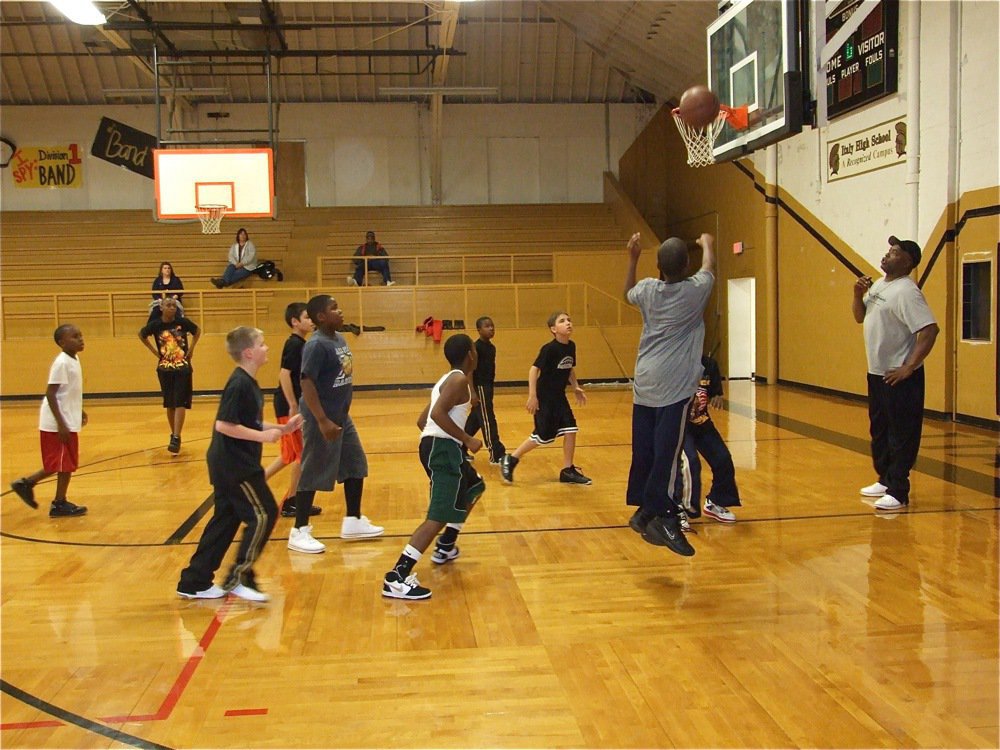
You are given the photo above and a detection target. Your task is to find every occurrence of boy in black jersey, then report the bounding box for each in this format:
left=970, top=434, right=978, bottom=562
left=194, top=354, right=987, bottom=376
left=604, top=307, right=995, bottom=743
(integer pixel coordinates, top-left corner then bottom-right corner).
left=264, top=302, right=321, bottom=519
left=464, top=316, right=507, bottom=464
left=500, top=311, right=590, bottom=485
left=177, top=327, right=302, bottom=602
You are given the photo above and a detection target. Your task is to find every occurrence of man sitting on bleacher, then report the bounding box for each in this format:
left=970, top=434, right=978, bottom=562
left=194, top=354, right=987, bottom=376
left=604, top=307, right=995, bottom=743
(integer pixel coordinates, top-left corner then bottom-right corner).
left=348, top=231, right=395, bottom=287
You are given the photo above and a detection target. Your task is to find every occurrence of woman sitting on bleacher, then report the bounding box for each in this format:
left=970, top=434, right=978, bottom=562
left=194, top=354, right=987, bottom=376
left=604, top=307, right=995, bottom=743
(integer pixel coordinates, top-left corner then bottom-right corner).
left=149, top=261, right=185, bottom=320
left=211, top=227, right=259, bottom=289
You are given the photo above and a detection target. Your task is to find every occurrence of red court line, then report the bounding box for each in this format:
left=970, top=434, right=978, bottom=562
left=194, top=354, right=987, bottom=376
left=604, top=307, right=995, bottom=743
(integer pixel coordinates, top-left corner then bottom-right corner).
left=224, top=708, right=268, bottom=717
left=99, top=599, right=234, bottom=724
left=0, top=720, right=64, bottom=730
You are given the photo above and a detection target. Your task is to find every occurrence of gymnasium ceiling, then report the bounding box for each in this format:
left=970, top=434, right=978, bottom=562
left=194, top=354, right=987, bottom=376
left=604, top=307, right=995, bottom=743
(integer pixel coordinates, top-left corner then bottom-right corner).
left=0, top=1, right=718, bottom=107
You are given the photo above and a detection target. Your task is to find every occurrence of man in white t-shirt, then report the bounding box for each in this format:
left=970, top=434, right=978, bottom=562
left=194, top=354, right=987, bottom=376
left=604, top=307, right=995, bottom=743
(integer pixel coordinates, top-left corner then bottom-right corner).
left=852, top=236, right=939, bottom=511
left=9, top=324, right=89, bottom=517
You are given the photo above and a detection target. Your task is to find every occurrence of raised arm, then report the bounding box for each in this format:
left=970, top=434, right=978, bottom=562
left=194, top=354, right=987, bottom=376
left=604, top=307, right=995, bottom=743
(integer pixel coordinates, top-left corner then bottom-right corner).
left=623, top=232, right=641, bottom=301
left=852, top=275, right=872, bottom=323
left=697, top=233, right=716, bottom=274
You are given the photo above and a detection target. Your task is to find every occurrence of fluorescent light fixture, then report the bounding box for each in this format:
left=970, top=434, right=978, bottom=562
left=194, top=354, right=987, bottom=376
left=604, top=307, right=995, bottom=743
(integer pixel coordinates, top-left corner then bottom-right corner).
left=379, top=86, right=498, bottom=97
left=48, top=0, right=106, bottom=25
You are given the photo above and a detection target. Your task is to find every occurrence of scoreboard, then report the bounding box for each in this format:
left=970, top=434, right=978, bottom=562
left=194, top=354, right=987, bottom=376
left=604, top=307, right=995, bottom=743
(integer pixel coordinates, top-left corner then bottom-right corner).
left=825, top=0, right=899, bottom=119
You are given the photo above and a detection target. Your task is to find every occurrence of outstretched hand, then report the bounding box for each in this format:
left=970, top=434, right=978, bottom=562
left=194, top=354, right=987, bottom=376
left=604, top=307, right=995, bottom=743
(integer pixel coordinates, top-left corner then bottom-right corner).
left=626, top=232, right=641, bottom=261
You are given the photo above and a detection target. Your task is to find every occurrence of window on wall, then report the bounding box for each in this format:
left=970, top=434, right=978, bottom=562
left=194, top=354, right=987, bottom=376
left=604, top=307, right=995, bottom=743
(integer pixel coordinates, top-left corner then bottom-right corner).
left=961, top=260, right=992, bottom=341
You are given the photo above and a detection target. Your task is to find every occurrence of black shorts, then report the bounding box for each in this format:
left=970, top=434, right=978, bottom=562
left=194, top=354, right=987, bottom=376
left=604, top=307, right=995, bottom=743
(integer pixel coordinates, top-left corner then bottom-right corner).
left=157, top=368, right=193, bottom=409
left=530, top=393, right=578, bottom=444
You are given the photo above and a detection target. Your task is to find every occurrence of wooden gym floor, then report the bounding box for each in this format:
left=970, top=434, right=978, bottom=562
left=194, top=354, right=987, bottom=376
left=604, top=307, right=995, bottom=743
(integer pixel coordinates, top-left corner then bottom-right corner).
left=0, top=383, right=997, bottom=749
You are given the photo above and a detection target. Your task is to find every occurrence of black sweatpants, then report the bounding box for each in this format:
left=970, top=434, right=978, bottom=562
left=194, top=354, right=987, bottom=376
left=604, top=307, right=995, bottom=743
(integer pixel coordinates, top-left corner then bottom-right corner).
left=626, top=398, right=692, bottom=517
left=178, top=470, right=278, bottom=593
left=465, top=384, right=506, bottom=462
left=867, top=367, right=925, bottom=505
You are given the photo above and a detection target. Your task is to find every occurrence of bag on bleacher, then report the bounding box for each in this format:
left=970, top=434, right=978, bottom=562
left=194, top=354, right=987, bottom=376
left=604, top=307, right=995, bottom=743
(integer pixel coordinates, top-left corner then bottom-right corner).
left=254, top=260, right=283, bottom=281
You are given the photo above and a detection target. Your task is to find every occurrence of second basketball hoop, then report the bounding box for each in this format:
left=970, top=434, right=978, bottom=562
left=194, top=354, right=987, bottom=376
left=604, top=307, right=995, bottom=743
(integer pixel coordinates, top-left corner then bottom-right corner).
left=196, top=203, right=228, bottom=234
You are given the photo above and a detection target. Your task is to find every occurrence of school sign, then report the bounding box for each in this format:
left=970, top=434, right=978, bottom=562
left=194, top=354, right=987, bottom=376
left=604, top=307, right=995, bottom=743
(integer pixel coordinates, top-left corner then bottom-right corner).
left=11, top=144, right=83, bottom=188
left=826, top=116, right=906, bottom=183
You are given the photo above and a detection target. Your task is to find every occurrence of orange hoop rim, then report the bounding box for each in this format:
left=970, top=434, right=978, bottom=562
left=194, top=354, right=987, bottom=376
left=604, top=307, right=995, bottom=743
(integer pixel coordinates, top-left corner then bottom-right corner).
left=671, top=104, right=749, bottom=132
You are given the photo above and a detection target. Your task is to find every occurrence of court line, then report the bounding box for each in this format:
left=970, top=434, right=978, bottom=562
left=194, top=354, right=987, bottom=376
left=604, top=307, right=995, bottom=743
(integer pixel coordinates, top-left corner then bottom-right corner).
left=165, top=493, right=216, bottom=545
left=0, top=680, right=174, bottom=749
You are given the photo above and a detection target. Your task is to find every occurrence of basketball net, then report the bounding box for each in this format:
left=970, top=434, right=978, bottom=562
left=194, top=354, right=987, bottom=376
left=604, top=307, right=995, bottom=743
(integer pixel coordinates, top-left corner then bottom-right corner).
left=196, top=204, right=227, bottom=234
left=672, top=105, right=749, bottom=168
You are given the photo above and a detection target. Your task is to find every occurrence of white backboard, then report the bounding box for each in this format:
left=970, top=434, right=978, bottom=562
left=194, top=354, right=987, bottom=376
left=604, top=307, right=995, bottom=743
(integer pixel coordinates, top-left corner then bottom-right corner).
left=153, top=147, right=274, bottom=219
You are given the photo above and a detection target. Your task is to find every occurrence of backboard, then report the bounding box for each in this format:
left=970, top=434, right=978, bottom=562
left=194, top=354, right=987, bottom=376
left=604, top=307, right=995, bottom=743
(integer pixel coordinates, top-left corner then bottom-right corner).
left=153, top=147, right=274, bottom=220
left=707, top=0, right=805, bottom=163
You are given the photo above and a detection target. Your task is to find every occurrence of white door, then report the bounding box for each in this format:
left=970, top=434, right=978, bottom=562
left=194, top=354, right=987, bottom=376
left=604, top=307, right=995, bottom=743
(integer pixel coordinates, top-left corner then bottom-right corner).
left=727, top=277, right=756, bottom=379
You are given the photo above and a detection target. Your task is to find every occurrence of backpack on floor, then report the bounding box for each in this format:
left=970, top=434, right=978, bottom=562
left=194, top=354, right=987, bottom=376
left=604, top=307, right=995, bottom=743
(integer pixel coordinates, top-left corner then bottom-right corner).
left=254, top=260, right=283, bottom=281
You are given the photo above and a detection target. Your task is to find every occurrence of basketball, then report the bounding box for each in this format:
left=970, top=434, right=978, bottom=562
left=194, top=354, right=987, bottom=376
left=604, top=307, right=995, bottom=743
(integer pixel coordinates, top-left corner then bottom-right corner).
left=678, top=85, right=721, bottom=128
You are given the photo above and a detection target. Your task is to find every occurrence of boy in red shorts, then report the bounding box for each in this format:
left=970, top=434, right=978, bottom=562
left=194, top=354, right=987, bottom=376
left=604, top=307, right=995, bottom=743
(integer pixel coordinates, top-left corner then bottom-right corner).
left=10, top=324, right=89, bottom=517
left=264, top=302, right=319, bottom=518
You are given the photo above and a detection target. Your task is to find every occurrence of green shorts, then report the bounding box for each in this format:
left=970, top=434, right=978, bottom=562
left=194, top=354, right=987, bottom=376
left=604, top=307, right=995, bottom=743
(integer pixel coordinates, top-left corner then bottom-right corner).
left=419, top=436, right=486, bottom=524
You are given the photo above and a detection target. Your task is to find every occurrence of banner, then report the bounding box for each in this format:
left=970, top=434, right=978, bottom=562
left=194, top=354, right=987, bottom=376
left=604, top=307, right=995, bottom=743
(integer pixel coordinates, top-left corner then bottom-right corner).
left=91, top=117, right=157, bottom=178
left=10, top=144, right=83, bottom=188
left=826, top=116, right=906, bottom=183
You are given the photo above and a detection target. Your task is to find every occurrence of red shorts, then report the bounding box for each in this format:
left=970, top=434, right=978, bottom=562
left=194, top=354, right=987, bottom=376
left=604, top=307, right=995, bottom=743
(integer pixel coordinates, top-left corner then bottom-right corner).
left=40, top=431, right=79, bottom=473
left=278, top=416, right=303, bottom=464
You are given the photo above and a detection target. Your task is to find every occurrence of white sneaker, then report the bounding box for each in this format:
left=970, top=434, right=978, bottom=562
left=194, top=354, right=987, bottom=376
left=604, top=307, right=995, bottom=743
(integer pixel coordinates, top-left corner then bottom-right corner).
left=346, top=277, right=358, bottom=286
left=703, top=500, right=736, bottom=523
left=860, top=481, right=888, bottom=497
left=177, top=584, right=227, bottom=600
left=431, top=545, right=460, bottom=564
left=341, top=515, right=384, bottom=540
left=382, top=571, right=431, bottom=600
left=229, top=583, right=270, bottom=603
left=288, top=525, right=326, bottom=554
left=873, top=494, right=906, bottom=511
left=385, top=280, right=396, bottom=287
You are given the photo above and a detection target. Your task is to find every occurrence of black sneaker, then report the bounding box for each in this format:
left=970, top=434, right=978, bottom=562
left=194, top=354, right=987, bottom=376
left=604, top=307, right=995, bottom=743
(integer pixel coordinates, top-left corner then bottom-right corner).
left=280, top=502, right=322, bottom=518
left=500, top=454, right=519, bottom=484
left=211, top=277, right=225, bottom=289
left=628, top=507, right=653, bottom=535
left=642, top=515, right=695, bottom=557
left=168, top=434, right=181, bottom=454
left=382, top=570, right=432, bottom=600
left=50, top=500, right=87, bottom=518
left=559, top=465, right=592, bottom=485
left=10, top=478, right=38, bottom=509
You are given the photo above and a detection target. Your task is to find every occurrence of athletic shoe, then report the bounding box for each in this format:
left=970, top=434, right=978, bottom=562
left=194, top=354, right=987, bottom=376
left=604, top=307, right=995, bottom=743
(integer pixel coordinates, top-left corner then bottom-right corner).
left=50, top=500, right=87, bottom=517
left=288, top=525, right=326, bottom=554
left=382, top=571, right=432, bottom=600
left=678, top=509, right=692, bottom=532
left=642, top=515, right=695, bottom=557
left=168, top=434, right=181, bottom=454
left=628, top=507, right=653, bottom=535
left=559, top=465, right=592, bottom=485
left=489, top=456, right=504, bottom=466
left=860, top=481, right=888, bottom=497
left=431, top=545, right=460, bottom=565
left=210, top=277, right=225, bottom=289
left=703, top=501, right=736, bottom=524
left=873, top=494, right=907, bottom=511
left=341, top=515, right=384, bottom=540
left=346, top=277, right=358, bottom=286
left=229, top=583, right=270, bottom=603
left=385, top=281, right=397, bottom=287
left=500, top=454, right=519, bottom=483
left=280, top=502, right=322, bottom=518
left=10, top=478, right=37, bottom=509
left=177, top=584, right=227, bottom=600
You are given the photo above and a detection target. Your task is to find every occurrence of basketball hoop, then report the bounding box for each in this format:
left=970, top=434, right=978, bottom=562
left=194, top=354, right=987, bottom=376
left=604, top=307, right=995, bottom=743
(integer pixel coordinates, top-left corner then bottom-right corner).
left=672, top=105, right=750, bottom=168
left=196, top=203, right=228, bottom=234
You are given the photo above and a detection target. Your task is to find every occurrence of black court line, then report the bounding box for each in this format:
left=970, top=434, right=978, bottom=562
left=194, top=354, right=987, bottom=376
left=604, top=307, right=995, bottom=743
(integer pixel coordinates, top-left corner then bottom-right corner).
left=729, top=401, right=999, bottom=498
left=0, top=680, right=173, bottom=750
left=165, top=493, right=216, bottom=545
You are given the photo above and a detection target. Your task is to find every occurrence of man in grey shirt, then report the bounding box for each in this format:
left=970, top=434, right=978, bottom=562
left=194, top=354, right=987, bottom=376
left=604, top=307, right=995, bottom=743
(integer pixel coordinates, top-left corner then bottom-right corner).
left=852, top=235, right=938, bottom=511
left=624, top=231, right=715, bottom=556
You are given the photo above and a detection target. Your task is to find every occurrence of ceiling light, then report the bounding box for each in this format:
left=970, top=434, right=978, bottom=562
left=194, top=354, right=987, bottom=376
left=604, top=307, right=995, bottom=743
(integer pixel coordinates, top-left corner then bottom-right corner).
left=48, top=0, right=105, bottom=25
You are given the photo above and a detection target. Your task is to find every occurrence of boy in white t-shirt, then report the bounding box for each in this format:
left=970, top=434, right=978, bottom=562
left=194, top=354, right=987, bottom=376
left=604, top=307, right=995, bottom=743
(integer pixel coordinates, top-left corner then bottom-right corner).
left=10, top=324, right=89, bottom=517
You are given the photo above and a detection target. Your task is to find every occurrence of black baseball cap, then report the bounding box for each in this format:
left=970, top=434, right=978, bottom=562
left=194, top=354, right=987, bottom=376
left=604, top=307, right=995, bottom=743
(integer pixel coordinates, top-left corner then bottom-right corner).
left=888, top=235, right=921, bottom=267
